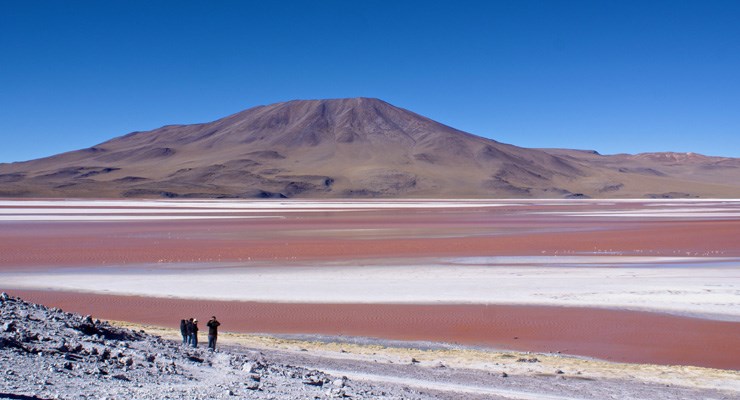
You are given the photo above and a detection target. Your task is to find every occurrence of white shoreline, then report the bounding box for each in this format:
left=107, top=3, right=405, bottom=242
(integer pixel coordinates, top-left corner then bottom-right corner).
left=0, top=199, right=738, bottom=221
left=2, top=198, right=740, bottom=209
left=3, top=257, right=738, bottom=321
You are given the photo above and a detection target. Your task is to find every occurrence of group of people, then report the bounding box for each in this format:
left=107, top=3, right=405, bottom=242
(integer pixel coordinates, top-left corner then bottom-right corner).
left=180, top=316, right=221, bottom=350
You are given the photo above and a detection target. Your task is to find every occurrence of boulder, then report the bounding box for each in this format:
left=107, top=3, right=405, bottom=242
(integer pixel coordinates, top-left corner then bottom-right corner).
left=2, top=322, right=15, bottom=332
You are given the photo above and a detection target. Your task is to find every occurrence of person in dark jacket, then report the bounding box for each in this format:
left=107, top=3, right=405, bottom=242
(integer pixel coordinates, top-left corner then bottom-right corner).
left=206, top=316, right=221, bottom=351
left=185, top=318, right=194, bottom=345
left=191, top=318, right=199, bottom=348
left=179, top=319, right=188, bottom=344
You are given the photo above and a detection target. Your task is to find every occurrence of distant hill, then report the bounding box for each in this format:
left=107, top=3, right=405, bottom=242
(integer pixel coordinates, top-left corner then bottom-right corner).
left=1, top=97, right=738, bottom=198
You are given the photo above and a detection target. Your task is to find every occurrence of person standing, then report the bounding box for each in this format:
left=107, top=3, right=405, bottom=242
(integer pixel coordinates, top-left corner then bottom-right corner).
left=179, top=319, right=188, bottom=344
left=206, top=316, right=221, bottom=351
left=191, top=318, right=199, bottom=348
left=186, top=318, right=194, bottom=346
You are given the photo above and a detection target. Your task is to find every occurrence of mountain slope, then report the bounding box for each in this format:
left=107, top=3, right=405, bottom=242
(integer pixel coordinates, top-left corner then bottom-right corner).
left=1, top=98, right=739, bottom=198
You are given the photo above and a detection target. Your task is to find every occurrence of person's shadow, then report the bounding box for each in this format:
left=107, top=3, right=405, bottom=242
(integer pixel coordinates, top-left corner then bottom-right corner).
left=0, top=394, right=53, bottom=400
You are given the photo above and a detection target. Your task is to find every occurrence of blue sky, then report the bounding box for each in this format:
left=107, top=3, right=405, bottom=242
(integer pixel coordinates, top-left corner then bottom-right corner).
left=1, top=0, right=739, bottom=163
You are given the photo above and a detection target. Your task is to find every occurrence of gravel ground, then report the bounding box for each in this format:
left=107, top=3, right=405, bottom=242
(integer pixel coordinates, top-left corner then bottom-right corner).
left=0, top=293, right=452, bottom=400
left=1, top=292, right=737, bottom=400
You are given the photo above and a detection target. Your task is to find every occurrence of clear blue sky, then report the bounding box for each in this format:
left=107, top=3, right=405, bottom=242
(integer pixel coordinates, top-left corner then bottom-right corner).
left=1, top=0, right=739, bottom=163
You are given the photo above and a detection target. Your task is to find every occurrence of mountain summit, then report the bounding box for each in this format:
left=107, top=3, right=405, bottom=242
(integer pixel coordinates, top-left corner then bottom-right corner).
left=1, top=98, right=739, bottom=198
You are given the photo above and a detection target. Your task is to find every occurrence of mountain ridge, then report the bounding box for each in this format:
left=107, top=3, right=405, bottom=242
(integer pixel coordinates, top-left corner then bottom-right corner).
left=1, top=98, right=739, bottom=198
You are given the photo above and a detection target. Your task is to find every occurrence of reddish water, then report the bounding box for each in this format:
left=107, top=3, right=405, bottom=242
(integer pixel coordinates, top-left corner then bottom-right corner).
left=1, top=206, right=739, bottom=269
left=10, top=289, right=740, bottom=370
left=2, top=202, right=739, bottom=370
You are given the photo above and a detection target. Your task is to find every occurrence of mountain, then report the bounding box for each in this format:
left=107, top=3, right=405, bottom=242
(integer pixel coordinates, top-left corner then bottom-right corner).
left=1, top=98, right=739, bottom=198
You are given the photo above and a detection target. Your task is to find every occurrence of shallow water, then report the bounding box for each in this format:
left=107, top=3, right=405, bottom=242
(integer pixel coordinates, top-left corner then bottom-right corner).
left=1, top=199, right=739, bottom=368
left=10, top=289, right=740, bottom=370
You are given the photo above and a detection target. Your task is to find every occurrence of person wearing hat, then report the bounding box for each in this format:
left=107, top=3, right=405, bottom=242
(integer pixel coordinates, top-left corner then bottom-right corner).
left=190, top=318, right=199, bottom=348
left=207, top=316, right=221, bottom=351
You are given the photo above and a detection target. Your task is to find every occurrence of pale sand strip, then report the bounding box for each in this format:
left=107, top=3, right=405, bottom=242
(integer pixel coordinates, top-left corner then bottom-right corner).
left=0, top=199, right=522, bottom=209
left=4, top=257, right=738, bottom=320
left=2, top=198, right=739, bottom=212
left=1, top=199, right=738, bottom=222
left=0, top=215, right=285, bottom=221
left=320, top=369, right=584, bottom=400
left=124, top=322, right=740, bottom=393
left=534, top=210, right=740, bottom=218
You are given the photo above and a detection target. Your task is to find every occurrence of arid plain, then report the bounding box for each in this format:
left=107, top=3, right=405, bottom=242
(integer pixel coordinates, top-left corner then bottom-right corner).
left=1, top=198, right=739, bottom=373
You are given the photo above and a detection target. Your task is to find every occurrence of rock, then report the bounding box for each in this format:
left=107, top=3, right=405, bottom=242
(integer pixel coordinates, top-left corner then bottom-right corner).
left=225, top=389, right=234, bottom=396
left=100, top=348, right=111, bottom=360
left=302, top=371, right=327, bottom=386
left=120, top=356, right=134, bottom=366
left=556, top=369, right=565, bottom=374
left=332, top=377, right=347, bottom=387
left=244, top=381, right=260, bottom=390
left=2, top=322, right=15, bottom=332
left=410, top=358, right=420, bottom=364
left=501, top=372, right=508, bottom=378
left=187, top=355, right=204, bottom=363
left=165, top=361, right=177, bottom=374
left=64, top=353, right=83, bottom=361
left=1, top=292, right=9, bottom=301
left=326, top=387, right=348, bottom=398
left=516, top=357, right=540, bottom=363
left=112, top=374, right=130, bottom=381
left=242, top=362, right=256, bottom=373
left=303, top=377, right=324, bottom=386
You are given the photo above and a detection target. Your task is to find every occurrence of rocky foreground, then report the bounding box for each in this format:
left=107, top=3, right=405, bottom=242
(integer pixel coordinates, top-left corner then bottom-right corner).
left=2, top=292, right=738, bottom=400
left=0, top=293, right=444, bottom=400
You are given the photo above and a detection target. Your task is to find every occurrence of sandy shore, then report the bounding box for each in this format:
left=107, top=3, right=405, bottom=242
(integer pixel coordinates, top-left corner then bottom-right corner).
left=122, top=322, right=739, bottom=394
left=2, top=199, right=739, bottom=371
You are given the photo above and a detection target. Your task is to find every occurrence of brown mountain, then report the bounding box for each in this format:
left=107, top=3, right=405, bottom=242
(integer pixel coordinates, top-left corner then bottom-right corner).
left=1, top=98, right=739, bottom=198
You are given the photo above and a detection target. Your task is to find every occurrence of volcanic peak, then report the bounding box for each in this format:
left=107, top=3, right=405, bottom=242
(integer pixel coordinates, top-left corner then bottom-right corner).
left=0, top=98, right=739, bottom=198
